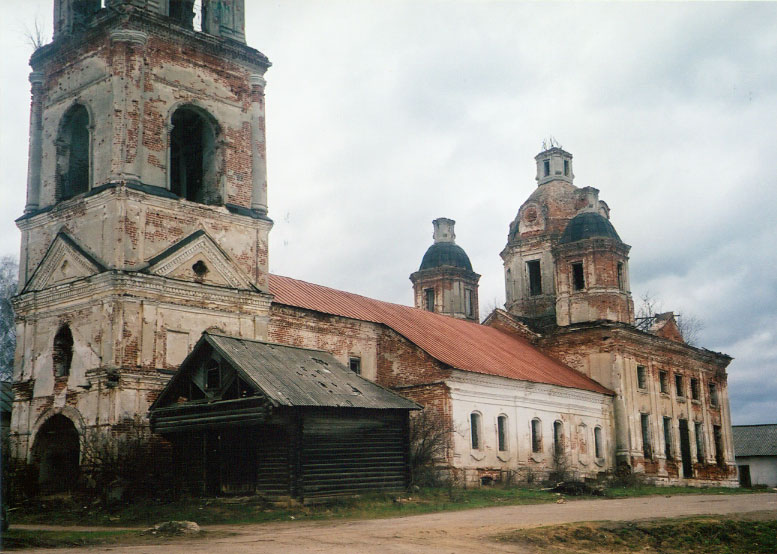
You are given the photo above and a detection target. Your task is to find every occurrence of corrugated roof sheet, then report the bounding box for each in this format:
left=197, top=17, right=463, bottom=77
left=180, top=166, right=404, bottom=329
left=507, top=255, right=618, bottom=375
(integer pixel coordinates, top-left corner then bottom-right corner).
left=269, top=275, right=612, bottom=395
left=733, top=424, right=777, bottom=457
left=0, top=381, right=12, bottom=414
left=206, top=334, right=419, bottom=410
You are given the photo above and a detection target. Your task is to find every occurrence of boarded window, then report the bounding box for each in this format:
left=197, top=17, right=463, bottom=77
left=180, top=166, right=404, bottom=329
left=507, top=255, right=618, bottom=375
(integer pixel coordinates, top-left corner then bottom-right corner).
left=349, top=357, right=361, bottom=375
left=690, top=378, right=700, bottom=401
left=57, top=104, right=90, bottom=201
left=527, top=260, right=542, bottom=296
left=531, top=419, right=542, bottom=453
left=641, top=414, right=652, bottom=458
left=572, top=262, right=585, bottom=290
left=708, top=383, right=718, bottom=407
left=53, top=326, right=74, bottom=377
left=675, top=374, right=684, bottom=397
left=424, top=288, right=434, bottom=311
left=659, top=371, right=668, bottom=394
left=497, top=415, right=507, bottom=452
left=713, top=425, right=724, bottom=465
left=553, top=421, right=564, bottom=454
left=695, top=422, right=704, bottom=463
left=470, top=413, right=481, bottom=450
left=594, top=426, right=603, bottom=459
left=170, top=106, right=220, bottom=205
left=663, top=417, right=673, bottom=459
left=637, top=365, right=647, bottom=389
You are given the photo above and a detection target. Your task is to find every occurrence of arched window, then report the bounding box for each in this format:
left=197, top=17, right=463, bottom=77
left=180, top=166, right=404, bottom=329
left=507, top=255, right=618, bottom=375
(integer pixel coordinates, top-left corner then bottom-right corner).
left=56, top=104, right=90, bottom=201
left=170, top=106, right=220, bottom=205
left=470, top=412, right=481, bottom=450
left=169, top=0, right=202, bottom=30
left=53, top=326, right=74, bottom=377
left=531, top=418, right=542, bottom=453
left=594, top=426, right=603, bottom=459
left=553, top=420, right=564, bottom=453
left=497, top=415, right=508, bottom=452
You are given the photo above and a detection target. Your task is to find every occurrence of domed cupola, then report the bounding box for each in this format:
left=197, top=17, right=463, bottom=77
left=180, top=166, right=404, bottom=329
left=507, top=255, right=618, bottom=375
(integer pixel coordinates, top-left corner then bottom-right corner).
left=410, top=218, right=480, bottom=321
left=559, top=211, right=622, bottom=244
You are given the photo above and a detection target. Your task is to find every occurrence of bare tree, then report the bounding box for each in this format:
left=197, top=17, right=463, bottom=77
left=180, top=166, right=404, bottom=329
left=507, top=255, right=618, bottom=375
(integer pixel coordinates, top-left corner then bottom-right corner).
left=22, top=16, right=48, bottom=51
left=0, top=257, right=18, bottom=382
left=408, top=409, right=453, bottom=487
left=634, top=291, right=704, bottom=346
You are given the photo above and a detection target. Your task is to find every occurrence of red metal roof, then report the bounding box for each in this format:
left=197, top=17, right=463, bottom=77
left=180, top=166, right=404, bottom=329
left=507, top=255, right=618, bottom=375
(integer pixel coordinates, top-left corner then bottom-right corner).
left=269, top=275, right=612, bottom=395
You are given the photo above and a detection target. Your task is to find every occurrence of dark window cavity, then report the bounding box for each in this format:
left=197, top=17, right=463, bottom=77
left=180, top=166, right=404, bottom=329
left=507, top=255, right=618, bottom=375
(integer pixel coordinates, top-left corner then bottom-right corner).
left=690, top=378, right=700, bottom=401
left=349, top=356, right=361, bottom=375
left=464, top=289, right=473, bottom=317
left=543, top=159, right=550, bottom=177
left=553, top=421, right=564, bottom=454
left=53, top=326, right=74, bottom=377
left=594, top=426, right=603, bottom=459
left=563, top=159, right=569, bottom=176
left=170, top=106, right=220, bottom=205
left=695, top=422, right=704, bottom=463
left=531, top=419, right=542, bottom=453
left=424, top=288, right=434, bottom=311
left=169, top=0, right=196, bottom=28
left=572, top=262, right=585, bottom=291
left=641, top=413, right=652, bottom=458
left=72, top=0, right=101, bottom=29
left=497, top=415, right=507, bottom=452
left=637, top=365, right=647, bottom=390
left=663, top=417, right=673, bottom=459
left=205, top=359, right=220, bottom=390
left=527, top=260, right=542, bottom=296
left=470, top=413, right=481, bottom=450
left=617, top=262, right=625, bottom=290
left=659, top=371, right=668, bottom=394
left=675, top=374, right=684, bottom=397
left=713, top=425, right=724, bottom=465
left=708, top=383, right=718, bottom=407
left=57, top=104, right=90, bottom=201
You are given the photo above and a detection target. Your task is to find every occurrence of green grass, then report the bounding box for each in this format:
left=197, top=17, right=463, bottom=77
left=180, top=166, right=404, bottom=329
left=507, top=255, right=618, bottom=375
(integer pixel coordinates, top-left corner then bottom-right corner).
left=9, top=484, right=759, bottom=528
left=495, top=514, right=777, bottom=553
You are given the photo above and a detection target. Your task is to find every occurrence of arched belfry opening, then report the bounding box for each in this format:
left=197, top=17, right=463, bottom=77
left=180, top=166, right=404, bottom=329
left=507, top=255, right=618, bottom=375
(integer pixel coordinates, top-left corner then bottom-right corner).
left=169, top=0, right=203, bottom=31
left=32, top=415, right=80, bottom=493
left=56, top=104, right=90, bottom=201
left=53, top=326, right=74, bottom=377
left=170, top=106, right=221, bottom=205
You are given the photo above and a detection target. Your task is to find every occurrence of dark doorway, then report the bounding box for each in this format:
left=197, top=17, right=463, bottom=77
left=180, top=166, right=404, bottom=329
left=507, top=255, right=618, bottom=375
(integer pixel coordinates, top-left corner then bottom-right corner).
left=738, top=465, right=751, bottom=488
left=679, top=419, right=693, bottom=478
left=32, top=415, right=80, bottom=493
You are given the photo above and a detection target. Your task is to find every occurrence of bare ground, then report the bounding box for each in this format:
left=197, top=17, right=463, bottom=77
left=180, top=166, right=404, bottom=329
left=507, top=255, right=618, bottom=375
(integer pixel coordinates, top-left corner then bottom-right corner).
left=12, top=492, right=777, bottom=553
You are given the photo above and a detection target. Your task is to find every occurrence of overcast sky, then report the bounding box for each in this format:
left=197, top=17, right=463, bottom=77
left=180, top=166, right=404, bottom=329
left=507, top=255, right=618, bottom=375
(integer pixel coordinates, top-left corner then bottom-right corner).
left=1, top=1, right=775, bottom=425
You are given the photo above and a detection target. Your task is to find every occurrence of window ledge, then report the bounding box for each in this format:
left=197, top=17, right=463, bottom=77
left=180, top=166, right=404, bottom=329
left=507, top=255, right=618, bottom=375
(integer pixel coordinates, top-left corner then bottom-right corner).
left=470, top=450, right=485, bottom=461
left=530, top=452, right=544, bottom=463
left=594, top=457, right=606, bottom=467
left=676, top=397, right=686, bottom=403
left=496, top=452, right=511, bottom=463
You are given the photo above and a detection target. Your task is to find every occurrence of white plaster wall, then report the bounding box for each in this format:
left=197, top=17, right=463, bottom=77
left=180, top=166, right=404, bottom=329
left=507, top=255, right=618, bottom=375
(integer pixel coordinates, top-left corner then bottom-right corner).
left=737, top=456, right=777, bottom=487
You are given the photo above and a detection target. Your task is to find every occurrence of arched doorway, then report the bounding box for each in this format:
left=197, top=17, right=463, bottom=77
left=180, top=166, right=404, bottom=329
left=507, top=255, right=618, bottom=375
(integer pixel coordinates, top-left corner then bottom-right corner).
left=32, top=415, right=80, bottom=493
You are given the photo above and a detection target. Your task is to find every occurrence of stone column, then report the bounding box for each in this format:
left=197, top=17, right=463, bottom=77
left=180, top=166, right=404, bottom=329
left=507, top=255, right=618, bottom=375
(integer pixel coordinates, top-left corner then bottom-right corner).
left=250, top=74, right=268, bottom=214
left=25, top=72, right=45, bottom=213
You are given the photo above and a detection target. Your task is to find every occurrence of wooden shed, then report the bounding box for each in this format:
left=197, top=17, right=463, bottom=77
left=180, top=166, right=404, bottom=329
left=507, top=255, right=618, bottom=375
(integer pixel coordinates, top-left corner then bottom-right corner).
left=149, top=333, right=419, bottom=500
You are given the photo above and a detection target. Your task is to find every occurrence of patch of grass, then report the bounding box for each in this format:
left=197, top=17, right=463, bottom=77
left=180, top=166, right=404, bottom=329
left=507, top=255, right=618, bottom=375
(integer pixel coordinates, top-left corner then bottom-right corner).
left=1, top=529, right=142, bottom=550
left=603, top=485, right=754, bottom=499
left=496, top=514, right=777, bottom=554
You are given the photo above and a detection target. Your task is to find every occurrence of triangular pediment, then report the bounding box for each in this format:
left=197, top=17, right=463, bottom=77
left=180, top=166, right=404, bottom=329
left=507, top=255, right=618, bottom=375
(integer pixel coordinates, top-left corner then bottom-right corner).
left=23, top=232, right=107, bottom=293
left=143, top=230, right=255, bottom=290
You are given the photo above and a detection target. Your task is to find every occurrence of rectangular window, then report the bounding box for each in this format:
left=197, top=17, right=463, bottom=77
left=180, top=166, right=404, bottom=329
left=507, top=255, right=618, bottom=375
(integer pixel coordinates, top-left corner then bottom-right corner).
left=470, top=413, right=481, bottom=450
left=543, top=159, right=550, bottom=177
left=572, top=262, right=585, bottom=290
left=531, top=419, right=542, bottom=453
left=464, top=289, right=473, bottom=317
left=553, top=421, right=564, bottom=454
left=527, top=260, right=542, bottom=296
left=675, top=374, right=684, bottom=397
left=349, top=356, right=361, bottom=375
left=713, top=425, right=724, bottom=465
left=617, top=262, right=625, bottom=291
left=564, top=159, right=569, bottom=176
left=637, top=365, right=647, bottom=390
left=206, top=364, right=220, bottom=390
left=659, top=371, right=668, bottom=394
left=690, top=378, right=700, bottom=401
left=594, top=427, right=603, bottom=459
left=497, top=416, right=507, bottom=452
left=695, top=422, right=704, bottom=463
left=641, top=414, right=652, bottom=458
left=663, top=417, right=673, bottom=459
left=708, top=383, right=718, bottom=407
left=424, top=288, right=434, bottom=311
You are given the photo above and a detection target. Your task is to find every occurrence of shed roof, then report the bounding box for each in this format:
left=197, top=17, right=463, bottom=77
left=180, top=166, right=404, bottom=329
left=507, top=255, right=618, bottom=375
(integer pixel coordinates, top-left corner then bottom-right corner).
left=203, top=334, right=419, bottom=410
left=733, top=424, right=777, bottom=457
left=269, top=274, right=612, bottom=395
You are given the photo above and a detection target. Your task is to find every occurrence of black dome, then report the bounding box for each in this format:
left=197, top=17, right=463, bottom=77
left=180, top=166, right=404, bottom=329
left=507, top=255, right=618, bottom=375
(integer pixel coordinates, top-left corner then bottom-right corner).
left=560, top=212, right=622, bottom=244
left=419, top=242, right=473, bottom=271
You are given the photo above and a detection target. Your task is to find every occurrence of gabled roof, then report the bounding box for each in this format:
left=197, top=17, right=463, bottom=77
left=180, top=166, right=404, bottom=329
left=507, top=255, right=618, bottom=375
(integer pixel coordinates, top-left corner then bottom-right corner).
left=269, top=275, right=612, bottom=395
left=733, top=424, right=777, bottom=457
left=154, top=333, right=419, bottom=411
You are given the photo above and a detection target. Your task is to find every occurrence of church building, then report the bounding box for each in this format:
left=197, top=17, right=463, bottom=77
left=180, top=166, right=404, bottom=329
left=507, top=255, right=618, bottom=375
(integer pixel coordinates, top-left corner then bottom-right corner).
left=9, top=0, right=737, bottom=496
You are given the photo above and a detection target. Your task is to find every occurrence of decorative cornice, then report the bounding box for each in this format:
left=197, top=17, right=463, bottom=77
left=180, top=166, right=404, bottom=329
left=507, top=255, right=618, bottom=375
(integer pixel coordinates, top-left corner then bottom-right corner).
left=109, top=29, right=148, bottom=46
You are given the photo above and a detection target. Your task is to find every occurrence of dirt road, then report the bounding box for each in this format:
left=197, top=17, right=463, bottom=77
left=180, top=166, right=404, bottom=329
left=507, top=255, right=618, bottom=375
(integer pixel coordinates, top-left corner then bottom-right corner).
left=16, top=492, right=777, bottom=553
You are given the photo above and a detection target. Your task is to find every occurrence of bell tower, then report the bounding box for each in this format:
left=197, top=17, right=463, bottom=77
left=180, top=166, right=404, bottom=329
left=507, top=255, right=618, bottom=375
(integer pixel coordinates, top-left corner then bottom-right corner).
left=11, top=0, right=273, bottom=480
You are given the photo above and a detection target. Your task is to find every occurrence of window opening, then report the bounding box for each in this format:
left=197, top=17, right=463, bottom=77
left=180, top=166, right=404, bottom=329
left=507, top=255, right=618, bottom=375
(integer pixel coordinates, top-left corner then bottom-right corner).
left=531, top=419, right=542, bottom=453
left=53, top=326, right=74, bottom=377
left=57, top=104, right=90, bottom=201
left=497, top=415, right=507, bottom=452
left=663, top=417, right=673, bottom=459
left=659, top=371, right=668, bottom=394
left=543, top=159, right=550, bottom=177
left=527, top=260, right=542, bottom=296
left=169, top=0, right=202, bottom=30
left=349, top=357, right=361, bottom=375
left=170, top=106, right=219, bottom=204
left=205, top=359, right=220, bottom=390
left=713, top=425, right=724, bottom=465
left=464, top=289, right=473, bottom=317
left=594, top=427, right=603, bottom=458
left=563, top=159, right=569, bottom=176
left=572, top=262, right=585, bottom=291
left=675, top=374, right=684, bottom=397
left=424, top=288, right=434, bottom=311
left=641, top=414, right=652, bottom=458
left=690, top=378, right=700, bottom=401
left=553, top=421, right=563, bottom=454
left=637, top=365, right=647, bottom=390
left=470, top=413, right=481, bottom=450
left=694, top=422, right=704, bottom=463
left=617, top=262, right=625, bottom=291
left=708, top=383, right=718, bottom=407
left=192, top=260, right=208, bottom=278
left=72, top=0, right=101, bottom=30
